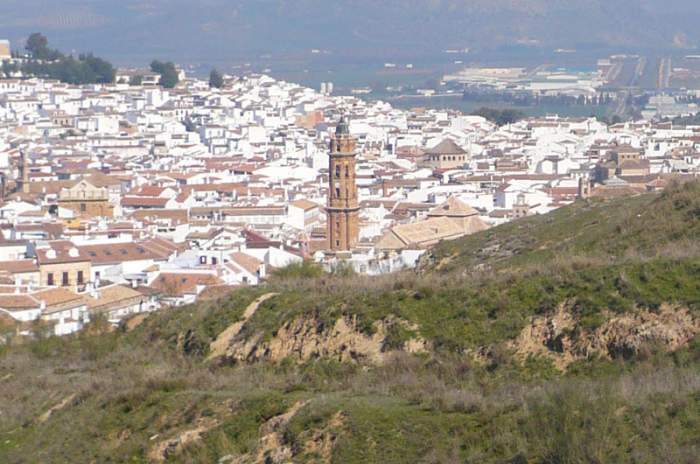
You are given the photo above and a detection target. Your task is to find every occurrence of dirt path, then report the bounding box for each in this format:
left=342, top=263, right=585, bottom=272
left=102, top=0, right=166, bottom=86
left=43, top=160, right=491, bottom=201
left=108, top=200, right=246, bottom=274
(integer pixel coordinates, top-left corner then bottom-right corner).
left=208, top=293, right=278, bottom=360
left=38, top=394, right=77, bottom=424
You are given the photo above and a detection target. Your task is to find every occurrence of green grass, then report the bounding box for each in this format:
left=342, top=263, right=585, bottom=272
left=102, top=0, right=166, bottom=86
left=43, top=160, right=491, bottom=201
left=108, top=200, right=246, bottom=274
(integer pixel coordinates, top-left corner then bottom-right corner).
left=1, top=181, right=700, bottom=462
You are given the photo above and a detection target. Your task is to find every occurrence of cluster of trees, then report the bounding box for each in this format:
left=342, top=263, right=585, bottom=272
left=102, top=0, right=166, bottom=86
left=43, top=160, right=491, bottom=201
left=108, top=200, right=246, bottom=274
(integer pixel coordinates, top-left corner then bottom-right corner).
left=150, top=60, right=179, bottom=88
left=472, top=107, right=527, bottom=126
left=3, top=33, right=116, bottom=85
left=22, top=53, right=115, bottom=85
left=3, top=33, right=211, bottom=91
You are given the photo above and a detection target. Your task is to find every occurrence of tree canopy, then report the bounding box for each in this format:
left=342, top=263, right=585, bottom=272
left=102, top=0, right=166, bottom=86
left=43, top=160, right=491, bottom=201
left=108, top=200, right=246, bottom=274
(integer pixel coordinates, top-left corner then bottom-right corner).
left=472, top=107, right=527, bottom=126
left=150, top=60, right=179, bottom=88
left=25, top=32, right=62, bottom=61
left=209, top=69, right=223, bottom=88
left=17, top=33, right=115, bottom=84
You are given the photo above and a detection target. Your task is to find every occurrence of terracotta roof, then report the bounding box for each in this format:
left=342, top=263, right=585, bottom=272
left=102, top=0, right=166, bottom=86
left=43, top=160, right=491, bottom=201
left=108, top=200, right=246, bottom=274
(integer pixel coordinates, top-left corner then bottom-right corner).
left=150, top=272, right=222, bottom=297
left=229, top=252, right=263, bottom=275
left=289, top=199, right=319, bottom=211
left=86, top=285, right=144, bottom=312
left=0, top=260, right=38, bottom=274
left=425, top=139, right=467, bottom=155
left=36, top=242, right=89, bottom=264
left=34, top=287, right=84, bottom=309
left=77, top=242, right=169, bottom=265
left=427, top=197, right=478, bottom=218
left=0, top=295, right=38, bottom=310
left=121, top=196, right=169, bottom=208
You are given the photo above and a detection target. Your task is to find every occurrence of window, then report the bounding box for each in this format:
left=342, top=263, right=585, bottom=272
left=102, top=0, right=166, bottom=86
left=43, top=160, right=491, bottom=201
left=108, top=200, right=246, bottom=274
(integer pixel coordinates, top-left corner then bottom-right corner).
left=47, top=273, right=54, bottom=286
left=77, top=271, right=84, bottom=285
left=80, top=203, right=86, bottom=212
left=345, top=166, right=349, bottom=177
left=211, top=257, right=218, bottom=265
left=95, top=271, right=100, bottom=281
left=335, top=165, right=341, bottom=178
left=62, top=272, right=69, bottom=286
left=335, top=188, right=340, bottom=198
left=199, top=256, right=207, bottom=264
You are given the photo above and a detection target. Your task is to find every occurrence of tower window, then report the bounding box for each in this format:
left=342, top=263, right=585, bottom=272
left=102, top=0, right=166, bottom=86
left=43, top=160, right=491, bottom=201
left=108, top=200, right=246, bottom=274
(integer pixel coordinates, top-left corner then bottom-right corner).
left=345, top=166, right=349, bottom=177
left=335, top=165, right=341, bottom=178
left=335, top=188, right=340, bottom=198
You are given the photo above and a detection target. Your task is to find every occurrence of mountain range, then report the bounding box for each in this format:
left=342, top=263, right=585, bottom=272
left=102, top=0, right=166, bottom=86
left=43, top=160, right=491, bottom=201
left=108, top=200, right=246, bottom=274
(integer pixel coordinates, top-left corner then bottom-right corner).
left=1, top=1, right=700, bottom=65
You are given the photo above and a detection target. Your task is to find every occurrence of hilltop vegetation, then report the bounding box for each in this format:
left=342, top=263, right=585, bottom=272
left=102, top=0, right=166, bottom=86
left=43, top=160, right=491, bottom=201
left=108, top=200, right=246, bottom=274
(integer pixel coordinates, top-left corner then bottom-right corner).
left=1, top=182, right=700, bottom=462
left=1, top=33, right=115, bottom=84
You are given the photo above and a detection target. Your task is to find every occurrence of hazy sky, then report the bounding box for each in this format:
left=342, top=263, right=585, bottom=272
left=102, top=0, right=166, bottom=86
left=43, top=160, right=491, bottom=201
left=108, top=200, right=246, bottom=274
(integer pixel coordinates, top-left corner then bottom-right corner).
left=2, top=1, right=700, bottom=65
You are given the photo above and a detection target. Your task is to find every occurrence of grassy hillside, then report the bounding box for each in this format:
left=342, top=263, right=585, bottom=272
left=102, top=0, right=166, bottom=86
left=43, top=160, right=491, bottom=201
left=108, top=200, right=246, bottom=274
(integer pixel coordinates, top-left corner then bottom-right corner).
left=1, top=181, right=699, bottom=463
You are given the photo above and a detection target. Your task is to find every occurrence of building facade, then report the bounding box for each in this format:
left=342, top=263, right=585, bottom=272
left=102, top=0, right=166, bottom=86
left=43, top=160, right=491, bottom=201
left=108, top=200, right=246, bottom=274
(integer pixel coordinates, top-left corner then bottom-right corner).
left=58, top=180, right=114, bottom=218
left=327, top=117, right=359, bottom=251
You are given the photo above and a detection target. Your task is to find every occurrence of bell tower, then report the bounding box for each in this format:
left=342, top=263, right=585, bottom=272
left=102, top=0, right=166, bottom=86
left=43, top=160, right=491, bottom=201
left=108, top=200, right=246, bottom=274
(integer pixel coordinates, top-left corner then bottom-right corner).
left=327, top=116, right=359, bottom=251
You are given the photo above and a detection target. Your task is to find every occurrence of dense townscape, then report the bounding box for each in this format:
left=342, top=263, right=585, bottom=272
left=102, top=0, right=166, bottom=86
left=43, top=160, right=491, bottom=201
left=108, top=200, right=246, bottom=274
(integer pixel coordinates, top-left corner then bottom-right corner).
left=0, top=64, right=699, bottom=337
left=2, top=3, right=700, bottom=462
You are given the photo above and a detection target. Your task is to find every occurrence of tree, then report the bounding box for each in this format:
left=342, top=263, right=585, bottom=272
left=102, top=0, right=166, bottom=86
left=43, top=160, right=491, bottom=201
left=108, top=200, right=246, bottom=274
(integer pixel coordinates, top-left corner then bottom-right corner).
left=209, top=68, right=224, bottom=88
left=2, top=60, right=18, bottom=77
left=81, top=54, right=115, bottom=84
left=130, top=74, right=143, bottom=86
left=24, top=32, right=62, bottom=61
left=472, top=107, right=526, bottom=126
left=25, top=33, right=48, bottom=58
left=150, top=60, right=179, bottom=88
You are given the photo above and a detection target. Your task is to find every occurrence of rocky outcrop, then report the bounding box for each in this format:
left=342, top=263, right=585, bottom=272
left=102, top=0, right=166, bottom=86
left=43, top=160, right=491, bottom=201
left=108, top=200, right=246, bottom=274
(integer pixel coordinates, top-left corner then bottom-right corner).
left=298, top=411, right=346, bottom=463
left=148, top=418, right=219, bottom=462
left=220, top=401, right=308, bottom=464
left=513, top=303, right=700, bottom=370
left=208, top=293, right=279, bottom=360
left=219, top=401, right=345, bottom=464
left=216, top=314, right=428, bottom=365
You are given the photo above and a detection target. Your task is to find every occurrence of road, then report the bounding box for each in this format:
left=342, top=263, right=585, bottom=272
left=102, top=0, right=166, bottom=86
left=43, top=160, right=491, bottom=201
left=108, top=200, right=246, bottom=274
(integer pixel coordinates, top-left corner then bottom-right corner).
left=658, top=57, right=672, bottom=89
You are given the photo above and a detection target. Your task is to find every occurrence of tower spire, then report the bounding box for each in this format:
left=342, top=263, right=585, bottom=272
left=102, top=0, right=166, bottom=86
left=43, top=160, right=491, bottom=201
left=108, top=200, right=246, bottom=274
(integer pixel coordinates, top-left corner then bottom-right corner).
left=327, top=116, right=359, bottom=252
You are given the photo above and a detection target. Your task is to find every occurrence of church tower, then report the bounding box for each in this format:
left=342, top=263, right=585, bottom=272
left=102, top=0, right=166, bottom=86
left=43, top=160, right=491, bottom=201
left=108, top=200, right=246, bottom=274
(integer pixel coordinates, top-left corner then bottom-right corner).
left=327, top=116, right=359, bottom=251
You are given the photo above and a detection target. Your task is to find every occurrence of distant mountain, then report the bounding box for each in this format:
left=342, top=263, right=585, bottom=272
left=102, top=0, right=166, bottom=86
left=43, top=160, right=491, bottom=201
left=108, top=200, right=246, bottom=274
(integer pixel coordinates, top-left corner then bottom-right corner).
left=1, top=1, right=699, bottom=64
